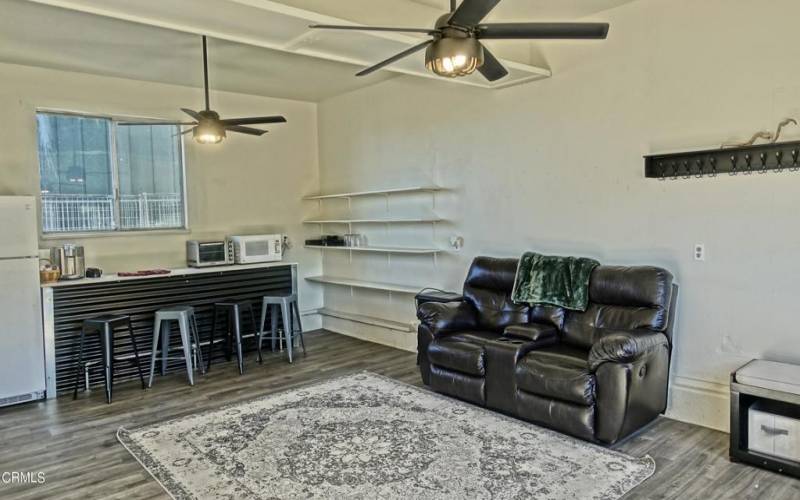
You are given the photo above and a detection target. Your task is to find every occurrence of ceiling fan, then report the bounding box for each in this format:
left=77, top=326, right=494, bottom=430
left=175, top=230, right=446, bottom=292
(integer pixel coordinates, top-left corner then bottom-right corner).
left=167, top=36, right=287, bottom=144
left=310, top=0, right=609, bottom=82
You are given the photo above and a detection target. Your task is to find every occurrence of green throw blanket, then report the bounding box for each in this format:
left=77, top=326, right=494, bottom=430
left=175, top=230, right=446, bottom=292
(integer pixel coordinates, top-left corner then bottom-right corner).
left=511, top=252, right=600, bottom=311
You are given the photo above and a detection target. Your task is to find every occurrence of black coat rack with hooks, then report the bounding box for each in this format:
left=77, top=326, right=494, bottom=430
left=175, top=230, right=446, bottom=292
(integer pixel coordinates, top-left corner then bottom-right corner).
left=644, top=140, right=800, bottom=180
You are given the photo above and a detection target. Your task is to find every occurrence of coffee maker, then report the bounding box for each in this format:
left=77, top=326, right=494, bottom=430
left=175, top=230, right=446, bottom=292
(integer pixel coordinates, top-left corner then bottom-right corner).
left=50, top=244, right=85, bottom=280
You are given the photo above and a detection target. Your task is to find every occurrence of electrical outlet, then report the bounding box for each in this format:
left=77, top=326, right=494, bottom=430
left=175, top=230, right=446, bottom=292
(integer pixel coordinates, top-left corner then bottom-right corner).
left=694, top=243, right=705, bottom=261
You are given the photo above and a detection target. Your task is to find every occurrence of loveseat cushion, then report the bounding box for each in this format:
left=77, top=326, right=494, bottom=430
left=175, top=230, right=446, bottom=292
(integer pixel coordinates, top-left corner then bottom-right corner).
left=429, top=339, right=486, bottom=376
left=561, top=265, right=674, bottom=349
left=515, top=344, right=595, bottom=405
left=462, top=257, right=531, bottom=331
left=504, top=323, right=558, bottom=343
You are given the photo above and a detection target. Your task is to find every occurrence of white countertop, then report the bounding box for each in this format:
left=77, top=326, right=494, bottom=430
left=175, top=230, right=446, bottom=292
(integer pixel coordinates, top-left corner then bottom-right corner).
left=41, top=261, right=297, bottom=288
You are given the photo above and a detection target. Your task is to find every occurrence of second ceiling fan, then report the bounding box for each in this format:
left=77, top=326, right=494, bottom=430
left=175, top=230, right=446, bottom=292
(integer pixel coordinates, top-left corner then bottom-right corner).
left=311, top=0, right=609, bottom=82
left=166, top=35, right=287, bottom=144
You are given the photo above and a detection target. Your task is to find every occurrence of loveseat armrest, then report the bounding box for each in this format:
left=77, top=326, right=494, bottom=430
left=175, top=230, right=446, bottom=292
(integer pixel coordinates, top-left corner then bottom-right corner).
left=417, top=301, right=478, bottom=337
left=588, top=330, right=669, bottom=372
left=503, top=323, right=558, bottom=346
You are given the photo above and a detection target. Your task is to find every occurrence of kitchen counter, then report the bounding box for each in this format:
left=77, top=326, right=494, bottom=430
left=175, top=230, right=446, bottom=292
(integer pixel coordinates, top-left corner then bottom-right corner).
left=41, top=261, right=297, bottom=288
left=41, top=262, right=297, bottom=398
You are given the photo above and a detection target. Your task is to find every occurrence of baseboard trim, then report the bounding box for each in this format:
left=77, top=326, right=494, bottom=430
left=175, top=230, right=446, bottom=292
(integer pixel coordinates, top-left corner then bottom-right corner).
left=322, top=315, right=416, bottom=352
left=666, top=375, right=729, bottom=432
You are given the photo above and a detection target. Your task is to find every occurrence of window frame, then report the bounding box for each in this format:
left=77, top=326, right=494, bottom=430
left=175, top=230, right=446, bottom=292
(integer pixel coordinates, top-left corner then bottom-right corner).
left=36, top=108, right=190, bottom=238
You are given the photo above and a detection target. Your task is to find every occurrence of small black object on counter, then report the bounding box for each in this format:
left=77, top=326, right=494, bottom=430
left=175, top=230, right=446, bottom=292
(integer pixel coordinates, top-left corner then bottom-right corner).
left=85, top=267, right=103, bottom=278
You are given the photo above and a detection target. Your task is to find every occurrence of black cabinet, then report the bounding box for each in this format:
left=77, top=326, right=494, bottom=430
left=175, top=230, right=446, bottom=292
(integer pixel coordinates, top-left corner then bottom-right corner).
left=730, top=363, right=800, bottom=478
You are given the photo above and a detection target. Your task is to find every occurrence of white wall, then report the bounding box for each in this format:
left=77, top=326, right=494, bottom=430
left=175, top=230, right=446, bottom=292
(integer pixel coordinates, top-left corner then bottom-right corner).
left=316, top=0, right=800, bottom=431
left=0, top=62, right=323, bottom=323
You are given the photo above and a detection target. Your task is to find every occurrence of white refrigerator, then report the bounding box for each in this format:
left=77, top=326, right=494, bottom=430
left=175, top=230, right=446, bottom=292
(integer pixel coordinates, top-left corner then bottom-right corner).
left=0, top=196, right=46, bottom=406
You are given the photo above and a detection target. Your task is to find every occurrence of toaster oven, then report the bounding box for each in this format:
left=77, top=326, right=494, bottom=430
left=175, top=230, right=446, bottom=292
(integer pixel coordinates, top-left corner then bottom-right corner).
left=228, top=234, right=283, bottom=264
left=186, top=240, right=232, bottom=267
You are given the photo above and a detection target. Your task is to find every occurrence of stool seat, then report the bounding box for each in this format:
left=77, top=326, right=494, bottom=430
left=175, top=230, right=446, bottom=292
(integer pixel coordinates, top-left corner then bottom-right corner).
left=73, top=314, right=145, bottom=404
left=155, top=305, right=195, bottom=320
left=261, top=293, right=297, bottom=305
left=84, top=314, right=130, bottom=327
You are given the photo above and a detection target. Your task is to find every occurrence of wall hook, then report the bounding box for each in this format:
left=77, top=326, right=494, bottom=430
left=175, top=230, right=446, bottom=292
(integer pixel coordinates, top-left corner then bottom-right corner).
left=759, top=152, right=768, bottom=174
left=695, top=158, right=704, bottom=178
left=792, top=149, right=800, bottom=172
left=775, top=151, right=784, bottom=173
left=709, top=156, right=717, bottom=177
left=743, top=154, right=753, bottom=175
left=729, top=154, right=738, bottom=176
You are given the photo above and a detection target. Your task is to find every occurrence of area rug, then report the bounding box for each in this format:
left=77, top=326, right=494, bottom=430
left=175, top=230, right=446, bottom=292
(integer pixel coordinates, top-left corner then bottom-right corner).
left=118, top=372, right=655, bottom=499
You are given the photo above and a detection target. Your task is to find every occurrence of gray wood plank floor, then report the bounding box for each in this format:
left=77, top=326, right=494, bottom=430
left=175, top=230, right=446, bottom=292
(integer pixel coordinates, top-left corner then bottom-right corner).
left=0, top=331, right=797, bottom=499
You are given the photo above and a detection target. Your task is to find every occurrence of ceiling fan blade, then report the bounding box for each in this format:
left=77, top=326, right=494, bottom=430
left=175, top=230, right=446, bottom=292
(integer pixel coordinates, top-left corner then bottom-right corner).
left=117, top=120, right=197, bottom=127
left=173, top=127, right=195, bottom=137
left=181, top=108, right=202, bottom=120
left=310, top=24, right=436, bottom=34
left=477, top=22, right=610, bottom=39
left=448, top=0, right=501, bottom=27
left=478, top=44, right=508, bottom=82
left=226, top=125, right=268, bottom=136
left=356, top=39, right=434, bottom=77
left=219, top=116, right=287, bottom=126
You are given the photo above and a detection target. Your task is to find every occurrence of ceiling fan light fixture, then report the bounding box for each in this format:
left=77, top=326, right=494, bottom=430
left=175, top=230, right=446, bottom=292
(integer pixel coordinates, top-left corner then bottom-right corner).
left=425, top=37, right=483, bottom=78
left=193, top=120, right=226, bottom=144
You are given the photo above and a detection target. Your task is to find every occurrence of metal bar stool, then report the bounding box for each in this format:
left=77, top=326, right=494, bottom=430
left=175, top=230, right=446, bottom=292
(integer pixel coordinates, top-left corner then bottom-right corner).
left=258, top=293, right=306, bottom=363
left=147, top=305, right=205, bottom=387
left=208, top=299, right=259, bottom=374
left=72, top=314, right=145, bottom=404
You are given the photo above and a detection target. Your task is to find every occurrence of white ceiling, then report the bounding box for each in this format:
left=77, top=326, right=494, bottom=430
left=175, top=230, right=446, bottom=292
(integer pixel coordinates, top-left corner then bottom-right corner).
left=2, top=0, right=627, bottom=102
left=0, top=0, right=394, bottom=102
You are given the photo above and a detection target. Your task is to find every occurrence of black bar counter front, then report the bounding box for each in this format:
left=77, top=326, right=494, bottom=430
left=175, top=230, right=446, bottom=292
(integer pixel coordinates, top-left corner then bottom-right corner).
left=41, top=263, right=296, bottom=397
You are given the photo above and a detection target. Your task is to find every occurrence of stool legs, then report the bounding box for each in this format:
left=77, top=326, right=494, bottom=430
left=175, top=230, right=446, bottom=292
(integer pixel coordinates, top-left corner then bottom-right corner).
left=160, top=321, right=171, bottom=376
left=209, top=304, right=247, bottom=374
left=100, top=323, right=113, bottom=404
left=178, top=316, right=194, bottom=386
left=125, top=319, right=146, bottom=390
left=148, top=318, right=161, bottom=388
left=258, top=303, right=268, bottom=357
left=232, top=309, right=244, bottom=375
left=207, top=307, right=219, bottom=372
left=281, top=300, right=293, bottom=363
left=292, top=302, right=306, bottom=356
left=247, top=304, right=261, bottom=364
left=72, top=328, right=87, bottom=400
left=191, top=313, right=205, bottom=375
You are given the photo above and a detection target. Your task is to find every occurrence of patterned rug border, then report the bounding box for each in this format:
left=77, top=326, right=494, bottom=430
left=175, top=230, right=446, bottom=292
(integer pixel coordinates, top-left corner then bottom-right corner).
left=117, top=370, right=656, bottom=499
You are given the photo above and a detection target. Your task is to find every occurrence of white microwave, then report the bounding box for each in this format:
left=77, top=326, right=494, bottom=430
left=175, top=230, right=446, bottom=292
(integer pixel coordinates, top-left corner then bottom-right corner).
left=228, top=234, right=283, bottom=264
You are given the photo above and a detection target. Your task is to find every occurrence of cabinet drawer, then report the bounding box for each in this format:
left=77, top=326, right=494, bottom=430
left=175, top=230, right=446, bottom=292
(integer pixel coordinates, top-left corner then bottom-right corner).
left=749, top=408, right=800, bottom=462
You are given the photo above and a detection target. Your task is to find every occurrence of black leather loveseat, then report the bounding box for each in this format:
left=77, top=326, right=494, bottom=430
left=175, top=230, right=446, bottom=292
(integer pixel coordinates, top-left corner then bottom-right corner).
left=417, top=256, right=677, bottom=444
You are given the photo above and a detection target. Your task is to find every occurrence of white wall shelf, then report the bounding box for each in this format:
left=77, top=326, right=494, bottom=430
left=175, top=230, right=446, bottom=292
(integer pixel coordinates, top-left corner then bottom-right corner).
left=304, top=217, right=442, bottom=224
left=305, top=245, right=442, bottom=254
left=306, top=182, right=443, bottom=341
left=303, top=186, right=441, bottom=200
left=316, top=307, right=416, bottom=333
left=306, top=275, right=421, bottom=294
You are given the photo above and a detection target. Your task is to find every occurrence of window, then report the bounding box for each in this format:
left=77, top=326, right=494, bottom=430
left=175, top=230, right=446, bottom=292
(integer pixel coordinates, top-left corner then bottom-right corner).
left=37, top=111, right=186, bottom=233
